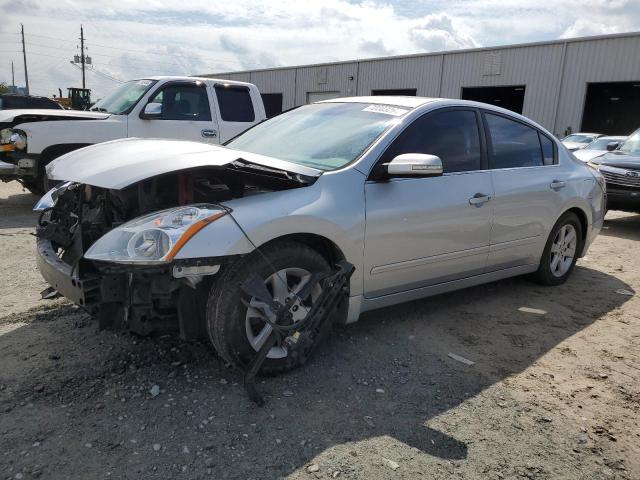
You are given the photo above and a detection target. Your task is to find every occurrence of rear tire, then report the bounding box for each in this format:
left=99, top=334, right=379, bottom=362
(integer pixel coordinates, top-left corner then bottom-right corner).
left=206, top=241, right=339, bottom=375
left=530, top=212, right=583, bottom=286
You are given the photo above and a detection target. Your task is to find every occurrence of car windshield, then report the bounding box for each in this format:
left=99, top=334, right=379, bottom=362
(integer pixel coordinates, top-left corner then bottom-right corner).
left=585, top=138, right=617, bottom=150
left=563, top=134, right=595, bottom=144
left=226, top=102, right=408, bottom=170
left=90, top=79, right=157, bottom=114
left=618, top=131, right=640, bottom=155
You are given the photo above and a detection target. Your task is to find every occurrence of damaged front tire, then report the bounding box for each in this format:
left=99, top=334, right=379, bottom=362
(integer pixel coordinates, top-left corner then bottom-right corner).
left=206, top=241, right=338, bottom=375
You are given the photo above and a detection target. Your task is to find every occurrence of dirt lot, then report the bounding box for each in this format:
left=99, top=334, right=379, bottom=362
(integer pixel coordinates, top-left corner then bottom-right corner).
left=0, top=180, right=639, bottom=480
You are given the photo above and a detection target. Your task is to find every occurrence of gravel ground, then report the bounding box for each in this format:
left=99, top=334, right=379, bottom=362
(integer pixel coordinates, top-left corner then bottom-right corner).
left=0, top=180, right=639, bottom=480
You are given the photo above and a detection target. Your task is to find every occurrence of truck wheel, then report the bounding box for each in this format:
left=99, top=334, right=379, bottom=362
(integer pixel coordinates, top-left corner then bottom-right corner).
left=530, top=212, right=583, bottom=286
left=206, top=241, right=337, bottom=375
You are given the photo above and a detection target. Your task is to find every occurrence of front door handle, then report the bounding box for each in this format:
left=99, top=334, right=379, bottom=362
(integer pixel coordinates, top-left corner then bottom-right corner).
left=201, top=129, right=217, bottom=138
left=550, top=180, right=566, bottom=189
left=469, top=193, right=492, bottom=206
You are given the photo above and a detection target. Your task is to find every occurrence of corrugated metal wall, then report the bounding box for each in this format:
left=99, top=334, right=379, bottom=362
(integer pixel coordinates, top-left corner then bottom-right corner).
left=555, top=35, right=640, bottom=134
left=249, top=69, right=297, bottom=110
left=357, top=55, right=443, bottom=96
left=293, top=62, right=359, bottom=104
left=440, top=44, right=565, bottom=129
left=205, top=33, right=640, bottom=135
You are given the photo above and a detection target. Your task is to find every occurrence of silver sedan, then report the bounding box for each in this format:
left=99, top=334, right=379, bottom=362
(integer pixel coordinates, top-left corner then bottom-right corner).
left=37, top=97, right=606, bottom=374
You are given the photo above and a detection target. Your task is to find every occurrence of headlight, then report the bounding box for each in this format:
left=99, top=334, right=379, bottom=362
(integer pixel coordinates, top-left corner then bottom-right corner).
left=9, top=131, right=27, bottom=150
left=84, top=204, right=227, bottom=264
left=1, top=128, right=12, bottom=144
left=33, top=182, right=73, bottom=211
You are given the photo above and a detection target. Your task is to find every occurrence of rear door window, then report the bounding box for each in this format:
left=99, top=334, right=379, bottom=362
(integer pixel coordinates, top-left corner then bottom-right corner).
left=485, top=113, right=544, bottom=168
left=214, top=85, right=255, bottom=122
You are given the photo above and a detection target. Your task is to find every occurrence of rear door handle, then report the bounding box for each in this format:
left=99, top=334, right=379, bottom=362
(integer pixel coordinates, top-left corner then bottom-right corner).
left=201, top=129, right=217, bottom=138
left=469, top=193, right=492, bottom=206
left=550, top=180, right=566, bottom=189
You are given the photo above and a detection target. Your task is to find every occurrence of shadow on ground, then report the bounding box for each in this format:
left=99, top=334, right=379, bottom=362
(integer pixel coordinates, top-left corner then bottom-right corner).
left=600, top=212, right=640, bottom=242
left=0, top=189, right=39, bottom=229
left=0, top=260, right=631, bottom=479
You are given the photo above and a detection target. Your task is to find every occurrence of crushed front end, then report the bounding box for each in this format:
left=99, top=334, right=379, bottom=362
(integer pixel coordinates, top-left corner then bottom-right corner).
left=34, top=164, right=313, bottom=339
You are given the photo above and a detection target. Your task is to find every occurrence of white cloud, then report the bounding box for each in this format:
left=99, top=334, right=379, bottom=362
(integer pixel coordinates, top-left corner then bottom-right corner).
left=0, top=1, right=638, bottom=99
left=561, top=19, right=621, bottom=38
left=409, top=14, right=478, bottom=51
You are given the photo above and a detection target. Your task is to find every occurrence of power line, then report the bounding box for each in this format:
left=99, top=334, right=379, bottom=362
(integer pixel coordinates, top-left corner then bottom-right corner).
left=20, top=31, right=245, bottom=68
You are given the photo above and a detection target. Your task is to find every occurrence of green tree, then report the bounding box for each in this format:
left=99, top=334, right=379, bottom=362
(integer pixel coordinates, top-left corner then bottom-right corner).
left=0, top=82, right=9, bottom=94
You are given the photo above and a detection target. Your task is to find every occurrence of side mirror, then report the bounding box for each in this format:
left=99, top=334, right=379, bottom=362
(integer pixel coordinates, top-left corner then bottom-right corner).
left=606, top=141, right=619, bottom=151
left=140, top=102, right=162, bottom=119
left=385, top=154, right=443, bottom=177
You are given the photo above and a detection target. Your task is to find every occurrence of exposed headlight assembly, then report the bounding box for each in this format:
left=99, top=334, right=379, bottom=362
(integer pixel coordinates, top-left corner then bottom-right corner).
left=33, top=182, right=73, bottom=211
left=9, top=130, right=27, bottom=150
left=85, top=204, right=227, bottom=264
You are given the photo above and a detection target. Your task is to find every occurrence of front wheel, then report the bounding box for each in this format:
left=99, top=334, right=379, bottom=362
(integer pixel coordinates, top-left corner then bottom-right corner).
left=206, top=241, right=338, bottom=375
left=530, top=212, right=583, bottom=286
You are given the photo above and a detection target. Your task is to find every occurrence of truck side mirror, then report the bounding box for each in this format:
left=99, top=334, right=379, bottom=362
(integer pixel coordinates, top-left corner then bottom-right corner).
left=606, top=141, right=619, bottom=151
left=140, top=102, right=162, bottom=119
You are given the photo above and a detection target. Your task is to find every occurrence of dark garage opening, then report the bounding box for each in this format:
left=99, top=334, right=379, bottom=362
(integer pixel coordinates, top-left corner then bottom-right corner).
left=260, top=93, right=283, bottom=118
left=372, top=88, right=417, bottom=96
left=581, top=82, right=640, bottom=135
left=461, top=85, right=525, bottom=114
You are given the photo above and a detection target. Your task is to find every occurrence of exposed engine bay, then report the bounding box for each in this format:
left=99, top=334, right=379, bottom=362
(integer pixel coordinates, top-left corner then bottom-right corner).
left=36, top=162, right=315, bottom=338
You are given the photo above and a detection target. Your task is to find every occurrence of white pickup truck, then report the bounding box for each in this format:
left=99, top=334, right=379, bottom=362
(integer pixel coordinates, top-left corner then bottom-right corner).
left=0, top=76, right=266, bottom=192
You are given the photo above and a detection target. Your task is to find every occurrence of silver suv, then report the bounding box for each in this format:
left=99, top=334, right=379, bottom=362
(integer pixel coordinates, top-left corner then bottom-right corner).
left=36, top=97, right=606, bottom=374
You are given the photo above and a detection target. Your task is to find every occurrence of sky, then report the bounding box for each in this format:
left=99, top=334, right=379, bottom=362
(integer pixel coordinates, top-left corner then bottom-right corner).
left=0, top=0, right=639, bottom=100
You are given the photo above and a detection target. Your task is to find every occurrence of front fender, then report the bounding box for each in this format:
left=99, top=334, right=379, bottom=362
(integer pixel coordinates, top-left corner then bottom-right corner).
left=174, top=169, right=367, bottom=295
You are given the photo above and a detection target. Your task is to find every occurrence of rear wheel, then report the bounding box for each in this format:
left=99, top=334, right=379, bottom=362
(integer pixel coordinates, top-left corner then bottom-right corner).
left=206, top=241, right=338, bottom=375
left=530, top=212, right=583, bottom=286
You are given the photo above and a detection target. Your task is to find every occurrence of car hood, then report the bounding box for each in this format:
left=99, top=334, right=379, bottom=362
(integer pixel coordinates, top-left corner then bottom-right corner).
left=46, top=138, right=323, bottom=190
left=562, top=141, right=587, bottom=151
left=592, top=151, right=640, bottom=170
left=573, top=149, right=606, bottom=162
left=0, top=108, right=110, bottom=124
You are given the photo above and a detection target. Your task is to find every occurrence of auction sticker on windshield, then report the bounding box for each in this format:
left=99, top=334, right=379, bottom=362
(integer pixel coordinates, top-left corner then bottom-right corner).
left=362, top=105, right=408, bottom=116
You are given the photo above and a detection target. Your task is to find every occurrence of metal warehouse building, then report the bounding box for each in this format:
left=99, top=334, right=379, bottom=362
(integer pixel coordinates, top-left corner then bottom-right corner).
left=204, top=31, right=640, bottom=137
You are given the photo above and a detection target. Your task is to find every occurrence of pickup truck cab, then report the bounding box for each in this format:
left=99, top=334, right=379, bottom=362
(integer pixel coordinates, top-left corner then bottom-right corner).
left=0, top=76, right=266, bottom=192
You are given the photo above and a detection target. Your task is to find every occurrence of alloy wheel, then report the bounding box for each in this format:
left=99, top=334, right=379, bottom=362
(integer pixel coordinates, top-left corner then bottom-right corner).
left=550, top=224, right=577, bottom=277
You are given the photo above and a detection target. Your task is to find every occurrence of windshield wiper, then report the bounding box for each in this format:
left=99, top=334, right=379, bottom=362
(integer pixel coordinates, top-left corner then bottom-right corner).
left=90, top=107, right=108, bottom=112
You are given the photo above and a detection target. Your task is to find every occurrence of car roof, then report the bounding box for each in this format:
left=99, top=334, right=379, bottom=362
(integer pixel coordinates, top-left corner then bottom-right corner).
left=599, top=135, right=626, bottom=140
left=319, top=96, right=441, bottom=108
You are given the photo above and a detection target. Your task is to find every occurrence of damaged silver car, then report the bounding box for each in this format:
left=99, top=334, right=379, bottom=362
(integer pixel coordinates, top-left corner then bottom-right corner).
left=35, top=97, right=606, bottom=377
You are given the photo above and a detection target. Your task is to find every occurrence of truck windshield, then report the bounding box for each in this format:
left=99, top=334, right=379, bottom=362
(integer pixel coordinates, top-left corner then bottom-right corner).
left=226, top=102, right=408, bottom=170
left=90, top=79, right=157, bottom=114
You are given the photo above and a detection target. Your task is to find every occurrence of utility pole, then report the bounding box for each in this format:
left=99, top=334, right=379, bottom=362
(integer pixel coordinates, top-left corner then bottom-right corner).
left=80, top=25, right=86, bottom=89
left=21, top=24, right=29, bottom=95
left=11, top=61, right=15, bottom=86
